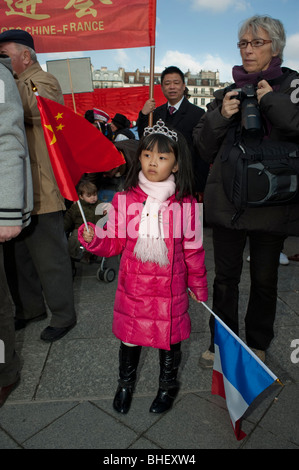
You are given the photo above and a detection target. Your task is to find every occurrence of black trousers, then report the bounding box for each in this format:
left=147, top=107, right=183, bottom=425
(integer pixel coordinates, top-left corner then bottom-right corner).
left=0, top=245, right=20, bottom=386
left=209, top=226, right=285, bottom=352
left=4, top=212, right=76, bottom=328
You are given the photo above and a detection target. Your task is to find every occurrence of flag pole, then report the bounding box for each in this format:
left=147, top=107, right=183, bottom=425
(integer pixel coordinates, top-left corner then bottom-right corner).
left=148, top=45, right=155, bottom=127
left=200, top=300, right=281, bottom=383
left=77, top=200, right=89, bottom=232
left=67, top=58, right=77, bottom=114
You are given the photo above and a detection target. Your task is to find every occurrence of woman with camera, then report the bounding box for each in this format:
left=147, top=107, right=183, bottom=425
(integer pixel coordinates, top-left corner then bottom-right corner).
left=193, top=15, right=299, bottom=366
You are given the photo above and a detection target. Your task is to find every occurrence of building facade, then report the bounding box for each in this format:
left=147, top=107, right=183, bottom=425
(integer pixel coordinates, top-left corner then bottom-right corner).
left=91, top=66, right=231, bottom=110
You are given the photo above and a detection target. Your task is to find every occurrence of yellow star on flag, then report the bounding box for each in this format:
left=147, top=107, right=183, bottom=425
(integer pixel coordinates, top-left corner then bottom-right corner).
left=56, top=124, right=65, bottom=131
left=55, top=112, right=63, bottom=120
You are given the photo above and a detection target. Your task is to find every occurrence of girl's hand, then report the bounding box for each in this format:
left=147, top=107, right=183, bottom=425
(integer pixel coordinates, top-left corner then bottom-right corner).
left=188, top=288, right=201, bottom=303
left=83, top=225, right=95, bottom=244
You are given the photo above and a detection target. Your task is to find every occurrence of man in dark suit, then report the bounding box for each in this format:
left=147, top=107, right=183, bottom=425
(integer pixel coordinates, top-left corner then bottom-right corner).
left=137, top=66, right=208, bottom=194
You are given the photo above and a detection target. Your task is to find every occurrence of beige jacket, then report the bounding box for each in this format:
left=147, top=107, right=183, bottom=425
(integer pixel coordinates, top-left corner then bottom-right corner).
left=16, top=62, right=65, bottom=215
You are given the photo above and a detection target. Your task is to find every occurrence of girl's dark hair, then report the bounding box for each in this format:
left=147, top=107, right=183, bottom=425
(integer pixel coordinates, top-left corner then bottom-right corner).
left=124, top=130, right=194, bottom=200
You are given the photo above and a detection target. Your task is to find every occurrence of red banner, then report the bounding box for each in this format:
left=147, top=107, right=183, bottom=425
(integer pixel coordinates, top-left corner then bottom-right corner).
left=0, top=0, right=156, bottom=53
left=63, top=84, right=165, bottom=122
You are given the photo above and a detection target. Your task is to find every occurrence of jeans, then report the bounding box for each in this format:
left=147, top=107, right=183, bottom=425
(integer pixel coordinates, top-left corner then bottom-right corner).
left=208, top=226, right=285, bottom=352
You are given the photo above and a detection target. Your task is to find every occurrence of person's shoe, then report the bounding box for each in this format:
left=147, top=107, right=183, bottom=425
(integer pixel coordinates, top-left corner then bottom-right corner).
left=113, top=385, right=134, bottom=414
left=250, top=348, right=266, bottom=362
left=15, top=312, right=47, bottom=331
left=279, top=252, right=289, bottom=266
left=0, top=377, right=20, bottom=407
left=40, top=322, right=76, bottom=342
left=198, top=349, right=215, bottom=368
left=149, top=386, right=179, bottom=413
left=113, top=344, right=142, bottom=414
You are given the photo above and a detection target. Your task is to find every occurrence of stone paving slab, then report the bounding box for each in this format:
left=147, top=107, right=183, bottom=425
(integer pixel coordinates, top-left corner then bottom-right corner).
left=0, top=228, right=298, bottom=451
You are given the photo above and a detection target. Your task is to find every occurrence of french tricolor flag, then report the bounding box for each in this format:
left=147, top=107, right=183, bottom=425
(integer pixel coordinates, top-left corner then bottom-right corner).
left=202, top=303, right=280, bottom=441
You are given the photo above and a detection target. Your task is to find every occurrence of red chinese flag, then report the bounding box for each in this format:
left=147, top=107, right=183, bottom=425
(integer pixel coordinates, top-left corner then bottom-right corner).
left=1, top=0, right=156, bottom=53
left=36, top=95, right=125, bottom=201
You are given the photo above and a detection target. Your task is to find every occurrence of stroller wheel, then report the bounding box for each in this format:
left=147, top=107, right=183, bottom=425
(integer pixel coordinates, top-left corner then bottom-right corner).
left=103, top=268, right=116, bottom=283
left=96, top=267, right=105, bottom=281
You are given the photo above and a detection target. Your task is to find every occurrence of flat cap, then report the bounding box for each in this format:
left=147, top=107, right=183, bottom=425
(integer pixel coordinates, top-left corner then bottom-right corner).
left=0, top=29, right=35, bottom=50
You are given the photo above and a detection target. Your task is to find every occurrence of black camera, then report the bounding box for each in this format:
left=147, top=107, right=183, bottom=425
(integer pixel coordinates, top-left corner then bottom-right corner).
left=230, top=84, right=261, bottom=131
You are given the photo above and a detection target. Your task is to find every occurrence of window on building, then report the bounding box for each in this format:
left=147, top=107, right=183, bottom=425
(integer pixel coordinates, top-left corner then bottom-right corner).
left=201, top=98, right=205, bottom=106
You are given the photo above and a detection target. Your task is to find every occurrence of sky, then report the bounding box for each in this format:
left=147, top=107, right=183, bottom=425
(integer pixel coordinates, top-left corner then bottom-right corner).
left=38, top=0, right=299, bottom=83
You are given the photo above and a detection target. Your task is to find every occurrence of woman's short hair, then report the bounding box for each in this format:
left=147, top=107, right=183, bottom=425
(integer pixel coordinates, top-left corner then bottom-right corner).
left=238, top=15, right=286, bottom=61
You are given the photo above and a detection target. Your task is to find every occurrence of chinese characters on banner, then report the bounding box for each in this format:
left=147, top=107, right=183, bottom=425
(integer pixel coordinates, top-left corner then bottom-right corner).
left=0, top=0, right=156, bottom=52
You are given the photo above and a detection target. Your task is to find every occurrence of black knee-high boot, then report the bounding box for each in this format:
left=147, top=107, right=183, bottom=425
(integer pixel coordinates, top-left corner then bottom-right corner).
left=149, top=342, right=181, bottom=413
left=113, top=342, right=142, bottom=414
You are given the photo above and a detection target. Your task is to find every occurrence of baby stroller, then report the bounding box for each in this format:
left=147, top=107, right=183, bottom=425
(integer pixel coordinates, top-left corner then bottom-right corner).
left=96, top=139, right=139, bottom=283
left=97, top=258, right=116, bottom=283
left=96, top=175, right=123, bottom=283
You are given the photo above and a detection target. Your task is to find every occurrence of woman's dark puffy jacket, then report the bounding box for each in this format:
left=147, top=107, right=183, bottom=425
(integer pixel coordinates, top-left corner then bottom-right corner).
left=193, top=67, right=299, bottom=236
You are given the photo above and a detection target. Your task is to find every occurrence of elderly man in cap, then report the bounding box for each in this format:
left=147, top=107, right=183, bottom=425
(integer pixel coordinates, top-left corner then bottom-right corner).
left=0, top=29, right=77, bottom=342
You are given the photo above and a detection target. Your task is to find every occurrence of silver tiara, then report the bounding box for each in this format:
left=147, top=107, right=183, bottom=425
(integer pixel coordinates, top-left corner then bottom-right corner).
left=143, top=119, right=178, bottom=142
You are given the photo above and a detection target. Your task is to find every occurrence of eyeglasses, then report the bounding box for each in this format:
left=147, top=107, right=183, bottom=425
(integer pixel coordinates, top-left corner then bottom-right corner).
left=237, top=39, right=272, bottom=49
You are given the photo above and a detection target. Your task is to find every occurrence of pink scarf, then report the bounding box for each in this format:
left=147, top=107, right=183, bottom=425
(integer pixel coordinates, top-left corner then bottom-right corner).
left=133, top=171, right=176, bottom=266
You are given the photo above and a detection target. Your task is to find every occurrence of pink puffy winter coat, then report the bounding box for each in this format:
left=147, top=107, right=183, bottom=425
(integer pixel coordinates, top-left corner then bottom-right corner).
left=78, top=185, right=208, bottom=350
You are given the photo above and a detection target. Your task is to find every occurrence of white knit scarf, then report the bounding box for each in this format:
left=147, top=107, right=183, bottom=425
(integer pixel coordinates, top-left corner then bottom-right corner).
left=133, top=171, right=176, bottom=266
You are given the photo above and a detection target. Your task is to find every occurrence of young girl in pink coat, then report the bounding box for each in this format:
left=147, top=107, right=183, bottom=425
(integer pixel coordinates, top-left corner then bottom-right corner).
left=79, top=120, right=208, bottom=415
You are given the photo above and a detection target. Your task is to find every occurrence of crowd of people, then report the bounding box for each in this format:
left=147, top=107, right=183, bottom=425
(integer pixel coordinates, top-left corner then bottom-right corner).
left=0, top=15, right=298, bottom=414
